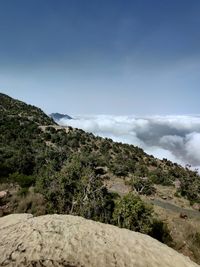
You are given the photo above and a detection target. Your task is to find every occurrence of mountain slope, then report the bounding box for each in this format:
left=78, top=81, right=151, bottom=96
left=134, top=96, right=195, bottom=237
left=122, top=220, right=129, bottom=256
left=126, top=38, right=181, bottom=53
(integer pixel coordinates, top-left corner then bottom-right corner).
left=0, top=93, right=55, bottom=125
left=0, top=93, right=200, bottom=210
left=1, top=93, right=200, bottom=263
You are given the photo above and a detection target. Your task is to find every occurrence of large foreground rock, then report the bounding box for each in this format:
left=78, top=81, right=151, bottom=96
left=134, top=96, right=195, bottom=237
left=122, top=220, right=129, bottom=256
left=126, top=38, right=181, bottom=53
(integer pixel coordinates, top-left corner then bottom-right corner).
left=0, top=214, right=199, bottom=267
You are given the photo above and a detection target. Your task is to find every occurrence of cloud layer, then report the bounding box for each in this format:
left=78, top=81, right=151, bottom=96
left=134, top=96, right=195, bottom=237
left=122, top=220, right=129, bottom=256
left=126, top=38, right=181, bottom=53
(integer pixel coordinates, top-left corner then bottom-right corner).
left=58, top=115, right=200, bottom=170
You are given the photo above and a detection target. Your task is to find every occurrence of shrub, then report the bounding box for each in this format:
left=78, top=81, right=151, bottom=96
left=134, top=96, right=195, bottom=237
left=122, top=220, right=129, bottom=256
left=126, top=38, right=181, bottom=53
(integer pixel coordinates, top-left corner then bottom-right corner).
left=150, top=219, right=173, bottom=245
left=112, top=193, right=153, bottom=234
left=9, top=172, right=35, bottom=188
left=112, top=192, right=172, bottom=245
left=131, top=177, right=156, bottom=195
left=15, top=192, right=46, bottom=216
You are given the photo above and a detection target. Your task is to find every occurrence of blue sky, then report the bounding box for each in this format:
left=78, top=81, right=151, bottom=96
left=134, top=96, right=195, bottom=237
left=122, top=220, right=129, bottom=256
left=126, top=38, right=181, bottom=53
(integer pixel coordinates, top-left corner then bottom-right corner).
left=0, top=0, right=200, bottom=115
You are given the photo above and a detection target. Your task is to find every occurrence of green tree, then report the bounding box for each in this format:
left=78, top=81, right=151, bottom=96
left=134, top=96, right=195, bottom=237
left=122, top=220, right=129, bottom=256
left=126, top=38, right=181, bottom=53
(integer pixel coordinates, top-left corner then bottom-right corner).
left=131, top=177, right=156, bottom=195
left=112, top=193, right=153, bottom=234
left=35, top=154, right=115, bottom=223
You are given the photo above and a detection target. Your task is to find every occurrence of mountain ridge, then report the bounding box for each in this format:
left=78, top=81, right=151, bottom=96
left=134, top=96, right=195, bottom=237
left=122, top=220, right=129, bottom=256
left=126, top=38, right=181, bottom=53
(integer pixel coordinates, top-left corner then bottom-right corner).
left=0, top=93, right=56, bottom=125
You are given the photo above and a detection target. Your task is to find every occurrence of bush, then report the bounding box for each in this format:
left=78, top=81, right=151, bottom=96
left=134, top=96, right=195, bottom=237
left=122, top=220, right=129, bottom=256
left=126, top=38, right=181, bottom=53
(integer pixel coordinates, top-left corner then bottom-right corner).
left=15, top=192, right=46, bottom=216
left=131, top=177, right=156, bottom=195
left=9, top=172, right=35, bottom=188
left=150, top=219, right=173, bottom=245
left=112, top=193, right=153, bottom=234
left=112, top=193, right=172, bottom=245
left=111, top=164, right=129, bottom=177
left=18, top=187, right=29, bottom=196
left=149, top=169, right=173, bottom=186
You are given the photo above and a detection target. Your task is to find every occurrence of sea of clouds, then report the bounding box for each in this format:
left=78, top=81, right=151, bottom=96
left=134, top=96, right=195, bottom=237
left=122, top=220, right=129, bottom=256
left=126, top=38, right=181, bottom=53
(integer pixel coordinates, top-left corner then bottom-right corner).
left=58, top=115, right=200, bottom=171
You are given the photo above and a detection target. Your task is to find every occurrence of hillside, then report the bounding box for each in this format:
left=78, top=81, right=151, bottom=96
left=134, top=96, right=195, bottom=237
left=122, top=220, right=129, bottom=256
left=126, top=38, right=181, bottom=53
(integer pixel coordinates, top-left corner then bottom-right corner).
left=0, top=213, right=199, bottom=267
left=0, top=93, right=200, bottom=263
left=0, top=93, right=55, bottom=125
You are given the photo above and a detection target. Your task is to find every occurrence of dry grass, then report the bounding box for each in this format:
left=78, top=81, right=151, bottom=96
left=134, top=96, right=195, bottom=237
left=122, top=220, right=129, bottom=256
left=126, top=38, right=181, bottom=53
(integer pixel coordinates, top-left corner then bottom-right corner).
left=154, top=184, right=191, bottom=208
left=10, top=189, right=47, bottom=216
left=153, top=204, right=200, bottom=264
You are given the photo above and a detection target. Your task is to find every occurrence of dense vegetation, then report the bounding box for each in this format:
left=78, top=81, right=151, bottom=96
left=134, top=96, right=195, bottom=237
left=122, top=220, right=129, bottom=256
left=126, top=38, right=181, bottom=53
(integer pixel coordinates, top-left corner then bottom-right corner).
left=0, top=93, right=200, bottom=248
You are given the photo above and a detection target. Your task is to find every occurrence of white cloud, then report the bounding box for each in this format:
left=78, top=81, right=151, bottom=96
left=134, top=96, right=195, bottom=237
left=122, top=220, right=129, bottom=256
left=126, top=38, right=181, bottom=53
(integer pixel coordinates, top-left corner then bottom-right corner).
left=58, top=115, right=200, bottom=170
left=160, top=135, right=184, bottom=148
left=148, top=115, right=200, bottom=131
left=185, top=132, right=200, bottom=165
left=145, top=146, right=184, bottom=165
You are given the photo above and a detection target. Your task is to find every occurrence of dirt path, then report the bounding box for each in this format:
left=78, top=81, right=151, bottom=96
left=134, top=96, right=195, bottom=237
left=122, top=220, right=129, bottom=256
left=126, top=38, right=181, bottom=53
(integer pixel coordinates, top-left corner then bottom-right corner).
left=149, top=199, right=200, bottom=219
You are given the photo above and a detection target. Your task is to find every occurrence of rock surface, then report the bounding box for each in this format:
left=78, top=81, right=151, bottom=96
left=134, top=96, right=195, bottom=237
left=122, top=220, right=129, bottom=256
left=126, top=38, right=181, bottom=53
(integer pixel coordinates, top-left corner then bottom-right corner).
left=0, top=214, right=199, bottom=267
left=0, top=191, right=7, bottom=199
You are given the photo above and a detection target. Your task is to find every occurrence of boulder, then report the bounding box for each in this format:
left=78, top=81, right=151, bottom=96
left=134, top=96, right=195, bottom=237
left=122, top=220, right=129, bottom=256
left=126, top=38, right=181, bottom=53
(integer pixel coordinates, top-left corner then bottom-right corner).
left=180, top=212, right=188, bottom=219
left=0, top=191, right=7, bottom=199
left=0, top=214, right=199, bottom=267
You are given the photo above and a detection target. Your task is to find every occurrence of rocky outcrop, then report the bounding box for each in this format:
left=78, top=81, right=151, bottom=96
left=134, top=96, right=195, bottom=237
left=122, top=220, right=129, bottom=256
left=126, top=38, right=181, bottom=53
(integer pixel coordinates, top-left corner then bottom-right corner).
left=0, top=214, right=199, bottom=267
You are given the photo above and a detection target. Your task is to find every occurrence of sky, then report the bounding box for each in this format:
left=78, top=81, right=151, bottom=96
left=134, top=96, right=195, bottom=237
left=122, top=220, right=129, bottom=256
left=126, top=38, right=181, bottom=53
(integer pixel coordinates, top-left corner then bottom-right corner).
left=0, top=0, right=200, bottom=115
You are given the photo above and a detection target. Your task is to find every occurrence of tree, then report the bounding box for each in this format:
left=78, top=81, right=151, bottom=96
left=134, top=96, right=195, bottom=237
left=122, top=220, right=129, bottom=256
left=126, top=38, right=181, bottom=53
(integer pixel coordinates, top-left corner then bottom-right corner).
left=35, top=154, right=115, bottom=223
left=131, top=177, right=156, bottom=195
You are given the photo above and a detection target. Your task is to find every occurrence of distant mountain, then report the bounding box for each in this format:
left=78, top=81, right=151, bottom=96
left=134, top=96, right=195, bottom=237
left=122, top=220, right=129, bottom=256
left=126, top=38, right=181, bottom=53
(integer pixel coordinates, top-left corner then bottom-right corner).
left=50, top=112, right=72, bottom=121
